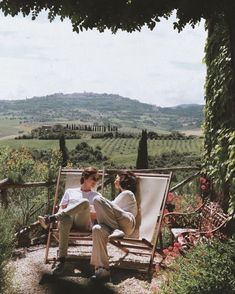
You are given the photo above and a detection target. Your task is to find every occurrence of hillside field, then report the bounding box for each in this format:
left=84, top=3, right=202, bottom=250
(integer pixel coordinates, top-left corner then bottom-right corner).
left=0, top=137, right=203, bottom=167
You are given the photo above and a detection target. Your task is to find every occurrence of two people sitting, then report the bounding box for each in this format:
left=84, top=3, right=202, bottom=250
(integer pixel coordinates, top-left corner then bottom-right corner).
left=38, top=167, right=137, bottom=282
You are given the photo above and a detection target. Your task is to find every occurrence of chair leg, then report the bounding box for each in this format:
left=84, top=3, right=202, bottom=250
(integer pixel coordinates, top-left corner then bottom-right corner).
left=159, top=232, right=163, bottom=249
left=44, top=230, right=52, bottom=264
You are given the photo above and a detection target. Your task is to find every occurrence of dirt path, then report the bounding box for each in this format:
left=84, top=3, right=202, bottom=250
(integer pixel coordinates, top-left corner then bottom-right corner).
left=10, top=245, right=157, bottom=294
left=0, top=134, right=17, bottom=140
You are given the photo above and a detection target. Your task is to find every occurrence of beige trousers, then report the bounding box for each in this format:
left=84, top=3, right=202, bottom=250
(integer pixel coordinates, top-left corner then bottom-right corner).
left=55, top=199, right=91, bottom=258
left=90, top=195, right=135, bottom=268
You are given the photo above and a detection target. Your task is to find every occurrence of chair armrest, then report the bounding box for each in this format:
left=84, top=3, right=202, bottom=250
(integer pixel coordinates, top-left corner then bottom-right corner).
left=199, top=218, right=229, bottom=235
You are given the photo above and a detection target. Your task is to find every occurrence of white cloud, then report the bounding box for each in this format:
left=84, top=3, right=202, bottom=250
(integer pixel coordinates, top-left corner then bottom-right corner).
left=0, top=13, right=206, bottom=106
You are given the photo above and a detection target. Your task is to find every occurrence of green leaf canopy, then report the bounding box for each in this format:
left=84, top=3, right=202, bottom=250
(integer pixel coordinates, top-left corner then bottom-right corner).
left=0, top=0, right=235, bottom=33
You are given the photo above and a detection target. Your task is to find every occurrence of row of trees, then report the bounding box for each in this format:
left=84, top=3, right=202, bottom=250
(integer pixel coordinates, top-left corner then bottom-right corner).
left=66, top=123, right=118, bottom=132
left=91, top=132, right=137, bottom=139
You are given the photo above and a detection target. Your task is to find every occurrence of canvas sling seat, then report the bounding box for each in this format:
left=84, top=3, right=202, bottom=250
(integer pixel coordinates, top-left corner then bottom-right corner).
left=44, top=168, right=172, bottom=274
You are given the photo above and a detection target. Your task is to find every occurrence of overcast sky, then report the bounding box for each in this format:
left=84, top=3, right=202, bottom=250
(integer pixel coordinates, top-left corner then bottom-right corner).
left=0, top=12, right=207, bottom=107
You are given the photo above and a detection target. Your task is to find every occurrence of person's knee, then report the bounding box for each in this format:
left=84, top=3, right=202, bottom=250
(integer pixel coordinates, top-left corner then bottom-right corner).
left=92, top=224, right=102, bottom=235
left=79, top=198, right=90, bottom=209
left=59, top=215, right=72, bottom=227
left=92, top=224, right=110, bottom=238
left=93, top=195, right=103, bottom=208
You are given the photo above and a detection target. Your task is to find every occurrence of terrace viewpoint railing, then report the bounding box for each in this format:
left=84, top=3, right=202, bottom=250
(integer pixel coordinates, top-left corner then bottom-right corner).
left=0, top=166, right=201, bottom=246
left=0, top=166, right=201, bottom=207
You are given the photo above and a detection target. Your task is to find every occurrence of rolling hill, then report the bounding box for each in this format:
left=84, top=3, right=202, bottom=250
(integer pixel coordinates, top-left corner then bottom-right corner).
left=0, top=92, right=204, bottom=132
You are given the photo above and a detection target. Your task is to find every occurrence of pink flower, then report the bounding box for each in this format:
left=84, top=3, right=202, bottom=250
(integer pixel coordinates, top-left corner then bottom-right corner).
left=201, top=184, right=207, bottom=191
left=168, top=246, right=173, bottom=251
left=173, top=247, right=179, bottom=253
left=164, top=208, right=169, bottom=215
left=163, top=249, right=169, bottom=255
left=173, top=242, right=181, bottom=249
left=167, top=192, right=175, bottom=203
left=200, top=177, right=207, bottom=184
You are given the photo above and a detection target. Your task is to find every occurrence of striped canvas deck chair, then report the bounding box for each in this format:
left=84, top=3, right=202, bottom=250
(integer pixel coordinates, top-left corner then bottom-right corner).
left=44, top=167, right=106, bottom=264
left=109, top=172, right=172, bottom=274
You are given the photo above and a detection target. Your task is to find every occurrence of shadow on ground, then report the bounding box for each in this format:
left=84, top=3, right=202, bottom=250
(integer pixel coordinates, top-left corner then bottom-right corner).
left=39, top=258, right=150, bottom=293
left=40, top=274, right=115, bottom=294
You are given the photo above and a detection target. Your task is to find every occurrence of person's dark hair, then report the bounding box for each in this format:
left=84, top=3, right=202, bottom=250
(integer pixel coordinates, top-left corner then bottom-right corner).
left=118, top=171, right=137, bottom=194
left=80, top=167, right=98, bottom=184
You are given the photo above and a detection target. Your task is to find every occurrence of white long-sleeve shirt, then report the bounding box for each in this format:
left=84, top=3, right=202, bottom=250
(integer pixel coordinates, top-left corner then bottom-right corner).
left=59, top=187, right=101, bottom=207
left=112, top=190, right=137, bottom=217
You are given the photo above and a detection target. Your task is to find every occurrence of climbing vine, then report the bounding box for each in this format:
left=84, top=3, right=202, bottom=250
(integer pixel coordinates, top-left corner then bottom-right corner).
left=204, top=16, right=235, bottom=214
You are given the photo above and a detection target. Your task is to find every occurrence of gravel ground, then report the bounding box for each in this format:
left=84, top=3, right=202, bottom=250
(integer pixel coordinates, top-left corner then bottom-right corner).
left=10, top=244, right=162, bottom=294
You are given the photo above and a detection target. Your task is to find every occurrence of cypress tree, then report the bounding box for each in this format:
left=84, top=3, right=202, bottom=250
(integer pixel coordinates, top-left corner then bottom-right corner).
left=136, top=129, right=148, bottom=169
left=59, top=134, right=69, bottom=167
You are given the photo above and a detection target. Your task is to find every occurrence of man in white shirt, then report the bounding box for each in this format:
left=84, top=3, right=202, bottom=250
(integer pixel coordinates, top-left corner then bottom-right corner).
left=38, top=167, right=101, bottom=275
left=90, top=171, right=137, bottom=282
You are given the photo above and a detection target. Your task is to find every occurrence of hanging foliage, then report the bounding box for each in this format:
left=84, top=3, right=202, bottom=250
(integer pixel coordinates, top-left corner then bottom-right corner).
left=203, top=16, right=235, bottom=214
left=0, top=1, right=235, bottom=33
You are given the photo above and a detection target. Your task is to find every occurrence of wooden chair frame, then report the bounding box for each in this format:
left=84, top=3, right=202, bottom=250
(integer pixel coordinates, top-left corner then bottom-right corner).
left=44, top=168, right=172, bottom=275
left=109, top=172, right=172, bottom=274
left=44, top=167, right=105, bottom=264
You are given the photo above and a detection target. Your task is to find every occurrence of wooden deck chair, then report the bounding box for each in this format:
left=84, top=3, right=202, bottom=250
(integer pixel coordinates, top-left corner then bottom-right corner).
left=44, top=167, right=106, bottom=264
left=109, top=172, right=172, bottom=274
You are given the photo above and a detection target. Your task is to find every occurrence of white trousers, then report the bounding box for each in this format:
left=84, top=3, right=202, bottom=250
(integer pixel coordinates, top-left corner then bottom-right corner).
left=55, top=199, right=91, bottom=258
left=90, top=195, right=135, bottom=268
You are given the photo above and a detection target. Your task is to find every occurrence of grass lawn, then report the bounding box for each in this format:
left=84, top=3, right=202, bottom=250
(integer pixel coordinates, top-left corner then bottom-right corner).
left=0, top=118, right=26, bottom=138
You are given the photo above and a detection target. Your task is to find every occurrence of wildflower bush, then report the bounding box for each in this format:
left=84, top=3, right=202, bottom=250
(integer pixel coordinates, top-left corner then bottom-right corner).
left=159, top=238, right=235, bottom=294
left=164, top=189, right=202, bottom=215
left=162, top=182, right=203, bottom=248
left=0, top=146, right=61, bottom=183
left=0, top=208, right=15, bottom=294
left=0, top=147, right=62, bottom=227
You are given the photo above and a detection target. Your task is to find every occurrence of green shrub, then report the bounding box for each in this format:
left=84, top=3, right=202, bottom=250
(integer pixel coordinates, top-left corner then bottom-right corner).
left=160, top=238, right=235, bottom=294
left=0, top=208, right=15, bottom=293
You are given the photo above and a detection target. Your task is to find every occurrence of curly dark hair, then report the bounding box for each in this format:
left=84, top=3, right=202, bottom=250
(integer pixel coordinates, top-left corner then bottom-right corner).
left=117, top=171, right=137, bottom=194
left=80, top=167, right=98, bottom=184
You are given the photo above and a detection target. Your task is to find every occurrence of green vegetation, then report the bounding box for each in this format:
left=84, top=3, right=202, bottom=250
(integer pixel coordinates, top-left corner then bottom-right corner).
left=0, top=118, right=25, bottom=138
left=1, top=2, right=235, bottom=292
left=0, top=137, right=203, bottom=168
left=160, top=238, right=235, bottom=294
left=136, top=130, right=148, bottom=169
left=204, top=17, right=235, bottom=214
left=0, top=147, right=61, bottom=225
left=59, top=134, right=69, bottom=167
left=149, top=150, right=201, bottom=169
left=69, top=142, right=107, bottom=167
left=0, top=208, right=15, bottom=294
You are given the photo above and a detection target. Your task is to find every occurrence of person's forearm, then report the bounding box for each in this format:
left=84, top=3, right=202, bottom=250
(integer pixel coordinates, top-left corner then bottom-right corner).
left=90, top=211, right=97, bottom=221
left=60, top=204, right=68, bottom=210
left=90, top=204, right=97, bottom=221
